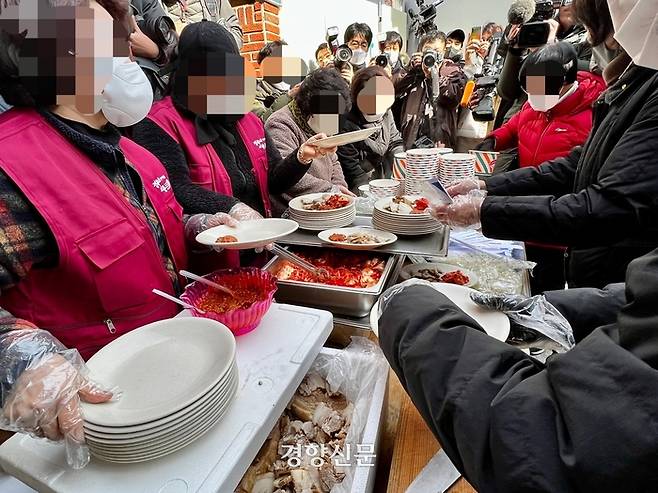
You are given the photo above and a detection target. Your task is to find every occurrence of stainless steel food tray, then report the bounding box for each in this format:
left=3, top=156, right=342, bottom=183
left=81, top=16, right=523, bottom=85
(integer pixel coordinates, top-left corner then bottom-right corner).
left=279, top=215, right=450, bottom=257
left=264, top=250, right=405, bottom=318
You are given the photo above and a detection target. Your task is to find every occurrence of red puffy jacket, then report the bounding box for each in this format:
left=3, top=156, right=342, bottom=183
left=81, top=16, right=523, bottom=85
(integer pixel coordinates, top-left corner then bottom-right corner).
left=489, top=71, right=606, bottom=168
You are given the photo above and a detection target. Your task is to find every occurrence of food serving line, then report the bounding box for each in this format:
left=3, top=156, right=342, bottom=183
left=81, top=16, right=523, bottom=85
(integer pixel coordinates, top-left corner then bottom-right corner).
left=0, top=189, right=529, bottom=493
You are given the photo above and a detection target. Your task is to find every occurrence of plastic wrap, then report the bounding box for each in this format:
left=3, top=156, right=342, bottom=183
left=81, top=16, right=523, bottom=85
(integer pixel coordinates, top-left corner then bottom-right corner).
left=470, top=292, right=575, bottom=353
left=0, top=329, right=118, bottom=470
left=376, top=278, right=436, bottom=321
left=308, top=337, right=389, bottom=493
left=440, top=253, right=535, bottom=295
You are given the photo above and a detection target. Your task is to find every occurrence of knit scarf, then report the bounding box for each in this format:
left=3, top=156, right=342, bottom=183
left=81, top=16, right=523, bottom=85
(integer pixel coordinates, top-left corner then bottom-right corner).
left=288, top=99, right=316, bottom=138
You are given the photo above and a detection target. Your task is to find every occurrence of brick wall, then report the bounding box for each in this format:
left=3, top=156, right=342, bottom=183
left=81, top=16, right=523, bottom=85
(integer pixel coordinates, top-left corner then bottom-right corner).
left=235, top=0, right=282, bottom=75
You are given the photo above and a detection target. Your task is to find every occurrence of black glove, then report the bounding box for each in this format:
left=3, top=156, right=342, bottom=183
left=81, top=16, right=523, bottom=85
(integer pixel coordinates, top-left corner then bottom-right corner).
left=474, top=136, right=496, bottom=151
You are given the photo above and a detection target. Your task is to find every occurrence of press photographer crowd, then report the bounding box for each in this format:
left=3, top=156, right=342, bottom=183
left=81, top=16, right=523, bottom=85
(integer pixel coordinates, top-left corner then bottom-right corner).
left=0, top=0, right=658, bottom=491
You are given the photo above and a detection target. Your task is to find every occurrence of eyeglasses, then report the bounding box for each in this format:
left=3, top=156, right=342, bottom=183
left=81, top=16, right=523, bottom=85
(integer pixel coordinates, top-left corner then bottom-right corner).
left=348, top=40, right=369, bottom=50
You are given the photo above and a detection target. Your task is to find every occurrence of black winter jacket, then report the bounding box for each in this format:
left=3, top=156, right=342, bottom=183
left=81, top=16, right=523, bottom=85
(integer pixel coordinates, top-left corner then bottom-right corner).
left=481, top=65, right=658, bottom=288
left=378, top=247, right=658, bottom=492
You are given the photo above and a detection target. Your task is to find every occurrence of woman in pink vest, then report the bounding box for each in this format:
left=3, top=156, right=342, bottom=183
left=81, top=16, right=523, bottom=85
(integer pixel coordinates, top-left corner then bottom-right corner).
left=0, top=0, right=236, bottom=467
left=131, top=22, right=334, bottom=256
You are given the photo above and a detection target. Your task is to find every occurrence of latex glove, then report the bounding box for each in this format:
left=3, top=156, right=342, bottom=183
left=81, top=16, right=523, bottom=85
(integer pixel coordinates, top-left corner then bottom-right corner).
left=446, top=178, right=487, bottom=198
left=299, top=133, right=337, bottom=162
left=470, top=292, right=575, bottom=353
left=1, top=330, right=114, bottom=469
left=431, top=190, right=485, bottom=230
left=329, top=185, right=356, bottom=197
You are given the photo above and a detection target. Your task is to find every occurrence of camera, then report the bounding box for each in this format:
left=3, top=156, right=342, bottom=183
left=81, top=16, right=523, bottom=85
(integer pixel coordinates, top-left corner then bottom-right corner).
left=422, top=49, right=442, bottom=68
left=517, top=0, right=556, bottom=48
left=472, top=76, right=498, bottom=121
left=326, top=26, right=353, bottom=69
left=375, top=32, right=390, bottom=67
left=409, top=0, right=444, bottom=38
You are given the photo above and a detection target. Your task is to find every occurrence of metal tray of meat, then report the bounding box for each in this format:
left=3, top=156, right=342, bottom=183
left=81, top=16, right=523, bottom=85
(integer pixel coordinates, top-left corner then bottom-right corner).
left=264, top=249, right=404, bottom=318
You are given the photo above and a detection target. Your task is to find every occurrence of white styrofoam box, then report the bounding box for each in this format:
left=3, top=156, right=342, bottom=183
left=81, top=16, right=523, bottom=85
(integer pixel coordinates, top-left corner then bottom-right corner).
left=0, top=304, right=333, bottom=493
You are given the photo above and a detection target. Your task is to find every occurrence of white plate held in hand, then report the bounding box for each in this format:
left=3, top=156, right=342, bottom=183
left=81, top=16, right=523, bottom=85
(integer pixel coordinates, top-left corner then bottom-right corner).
left=195, top=218, right=298, bottom=250
left=313, top=127, right=381, bottom=148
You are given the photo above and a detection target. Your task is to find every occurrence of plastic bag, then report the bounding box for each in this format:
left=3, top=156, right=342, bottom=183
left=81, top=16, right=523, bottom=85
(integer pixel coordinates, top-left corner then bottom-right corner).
left=0, top=329, right=118, bottom=469
left=307, top=337, right=389, bottom=493
left=470, top=292, right=575, bottom=353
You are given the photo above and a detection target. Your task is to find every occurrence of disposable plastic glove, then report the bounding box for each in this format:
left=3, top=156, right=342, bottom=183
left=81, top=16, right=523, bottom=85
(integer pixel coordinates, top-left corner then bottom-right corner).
left=185, top=212, right=240, bottom=253
left=446, top=178, right=487, bottom=198
left=470, top=292, right=575, bottom=353
left=431, top=189, right=486, bottom=230
left=1, top=330, right=115, bottom=469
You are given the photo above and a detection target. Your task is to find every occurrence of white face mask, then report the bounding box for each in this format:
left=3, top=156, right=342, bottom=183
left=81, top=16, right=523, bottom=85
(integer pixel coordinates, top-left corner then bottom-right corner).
left=608, top=0, right=658, bottom=70
left=308, top=114, right=339, bottom=136
left=363, top=113, right=385, bottom=122
left=350, top=49, right=368, bottom=66
left=101, top=58, right=153, bottom=127
left=272, top=81, right=291, bottom=91
left=385, top=50, right=399, bottom=66
left=527, top=94, right=561, bottom=112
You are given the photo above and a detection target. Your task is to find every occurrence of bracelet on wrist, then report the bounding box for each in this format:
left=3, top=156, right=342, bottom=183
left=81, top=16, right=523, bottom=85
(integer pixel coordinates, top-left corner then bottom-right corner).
left=297, top=146, right=313, bottom=165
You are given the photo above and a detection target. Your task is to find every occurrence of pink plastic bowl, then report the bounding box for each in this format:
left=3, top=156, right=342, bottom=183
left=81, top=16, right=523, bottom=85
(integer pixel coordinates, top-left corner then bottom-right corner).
left=181, top=268, right=277, bottom=336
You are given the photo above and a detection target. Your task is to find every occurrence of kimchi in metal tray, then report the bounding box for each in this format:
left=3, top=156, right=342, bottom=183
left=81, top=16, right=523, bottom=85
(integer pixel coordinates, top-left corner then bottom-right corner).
left=264, top=247, right=404, bottom=318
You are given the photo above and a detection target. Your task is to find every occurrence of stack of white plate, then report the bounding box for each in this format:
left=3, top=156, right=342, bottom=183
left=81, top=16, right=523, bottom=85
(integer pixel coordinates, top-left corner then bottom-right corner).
left=368, top=179, right=401, bottom=199
left=439, top=153, right=476, bottom=186
left=81, top=318, right=238, bottom=464
left=288, top=193, right=356, bottom=231
left=372, top=196, right=443, bottom=236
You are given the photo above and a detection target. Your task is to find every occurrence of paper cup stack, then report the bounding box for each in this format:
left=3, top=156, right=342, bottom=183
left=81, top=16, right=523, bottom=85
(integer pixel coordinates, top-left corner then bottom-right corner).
left=439, top=153, right=476, bottom=186
left=288, top=193, right=356, bottom=231
left=82, top=318, right=238, bottom=463
left=404, top=149, right=441, bottom=195
left=368, top=179, right=402, bottom=199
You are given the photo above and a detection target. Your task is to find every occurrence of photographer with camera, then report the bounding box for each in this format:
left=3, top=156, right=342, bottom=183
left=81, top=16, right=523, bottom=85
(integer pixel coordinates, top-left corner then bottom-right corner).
left=129, top=0, right=179, bottom=101
left=382, top=31, right=408, bottom=84
left=393, top=31, right=467, bottom=149
left=342, top=22, right=373, bottom=82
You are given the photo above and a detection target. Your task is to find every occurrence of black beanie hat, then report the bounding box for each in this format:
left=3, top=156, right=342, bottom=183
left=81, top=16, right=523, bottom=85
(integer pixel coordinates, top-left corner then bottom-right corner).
left=177, top=20, right=240, bottom=58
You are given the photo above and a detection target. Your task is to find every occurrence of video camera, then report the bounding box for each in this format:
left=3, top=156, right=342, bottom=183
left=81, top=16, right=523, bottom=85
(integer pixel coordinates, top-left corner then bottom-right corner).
left=409, top=0, right=445, bottom=39
left=518, top=0, right=557, bottom=48
left=326, top=26, right=353, bottom=70
left=470, top=32, right=504, bottom=122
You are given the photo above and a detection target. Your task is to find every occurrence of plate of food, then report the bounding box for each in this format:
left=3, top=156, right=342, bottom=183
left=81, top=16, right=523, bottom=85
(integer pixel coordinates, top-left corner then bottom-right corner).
left=400, top=262, right=477, bottom=287
left=318, top=227, right=398, bottom=250
left=288, top=193, right=355, bottom=214
left=312, top=127, right=381, bottom=149
left=375, top=195, right=432, bottom=215
left=195, top=218, right=298, bottom=250
left=370, top=283, right=509, bottom=340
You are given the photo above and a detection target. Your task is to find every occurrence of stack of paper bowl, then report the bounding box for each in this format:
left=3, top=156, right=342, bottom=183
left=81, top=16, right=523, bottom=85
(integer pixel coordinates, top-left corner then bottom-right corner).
left=404, top=149, right=454, bottom=195
left=81, top=318, right=238, bottom=464
left=439, top=153, right=476, bottom=186
left=372, top=196, right=443, bottom=236
left=368, top=179, right=401, bottom=199
left=288, top=193, right=356, bottom=231
left=393, top=152, right=407, bottom=180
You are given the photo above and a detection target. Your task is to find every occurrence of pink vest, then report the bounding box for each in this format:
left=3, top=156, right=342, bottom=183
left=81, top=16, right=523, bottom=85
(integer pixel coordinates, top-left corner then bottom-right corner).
left=147, top=97, right=272, bottom=216
left=0, top=109, right=188, bottom=359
